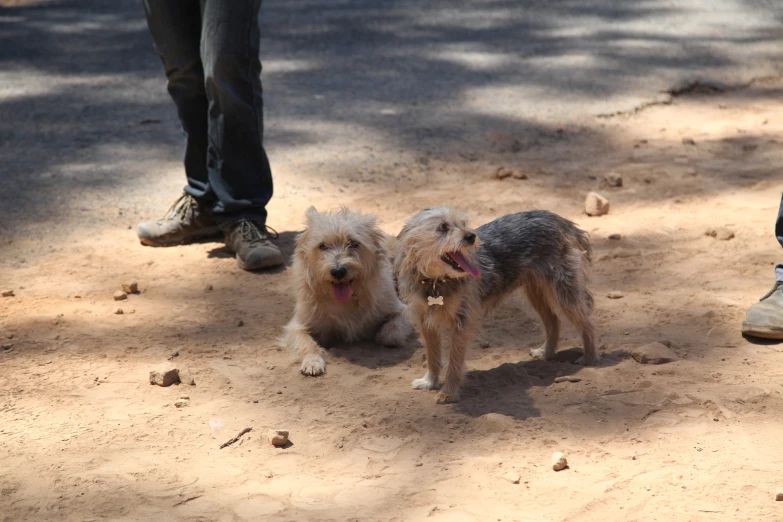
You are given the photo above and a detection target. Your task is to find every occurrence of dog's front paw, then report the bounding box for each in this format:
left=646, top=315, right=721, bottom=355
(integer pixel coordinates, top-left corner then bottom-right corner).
left=412, top=375, right=439, bottom=390
left=529, top=346, right=546, bottom=360
left=300, top=354, right=326, bottom=376
left=435, top=391, right=459, bottom=404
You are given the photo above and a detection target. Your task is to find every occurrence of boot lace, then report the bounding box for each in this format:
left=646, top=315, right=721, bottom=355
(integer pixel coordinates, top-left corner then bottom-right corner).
left=160, top=194, right=198, bottom=225
left=235, top=220, right=279, bottom=244
left=759, top=280, right=783, bottom=301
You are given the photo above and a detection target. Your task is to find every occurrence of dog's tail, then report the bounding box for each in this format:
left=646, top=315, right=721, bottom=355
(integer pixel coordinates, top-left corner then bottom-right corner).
left=570, top=226, right=593, bottom=313
left=572, top=227, right=592, bottom=266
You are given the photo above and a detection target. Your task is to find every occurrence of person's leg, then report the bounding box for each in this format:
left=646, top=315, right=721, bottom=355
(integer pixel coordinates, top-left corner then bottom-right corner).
left=198, top=0, right=282, bottom=269
left=142, top=0, right=213, bottom=200
left=200, top=0, right=273, bottom=226
left=742, top=191, right=783, bottom=339
left=137, top=0, right=220, bottom=246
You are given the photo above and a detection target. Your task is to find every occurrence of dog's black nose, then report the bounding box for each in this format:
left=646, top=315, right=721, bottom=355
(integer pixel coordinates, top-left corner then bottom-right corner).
left=331, top=267, right=348, bottom=280
left=464, top=232, right=476, bottom=244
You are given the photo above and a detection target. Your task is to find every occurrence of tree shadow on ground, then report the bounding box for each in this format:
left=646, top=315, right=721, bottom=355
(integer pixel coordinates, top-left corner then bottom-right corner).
left=2, top=0, right=783, bottom=241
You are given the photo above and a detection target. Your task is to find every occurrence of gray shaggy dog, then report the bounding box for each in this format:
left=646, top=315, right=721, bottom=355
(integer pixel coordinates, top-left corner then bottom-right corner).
left=394, top=207, right=597, bottom=404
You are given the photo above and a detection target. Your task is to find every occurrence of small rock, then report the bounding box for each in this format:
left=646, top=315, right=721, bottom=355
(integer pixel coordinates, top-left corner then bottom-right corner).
left=2, top=290, right=14, bottom=297
left=175, top=398, right=189, bottom=408
left=149, top=363, right=180, bottom=387
left=551, top=347, right=584, bottom=364
left=603, top=172, right=623, bottom=187
left=501, top=471, right=521, bottom=484
left=608, top=233, right=622, bottom=240
left=269, top=429, right=289, bottom=447
left=178, top=368, right=196, bottom=385
left=554, top=376, right=582, bottom=383
left=552, top=452, right=568, bottom=471
left=585, top=192, right=610, bottom=217
left=494, top=166, right=513, bottom=180
left=705, top=227, right=734, bottom=241
left=630, top=342, right=678, bottom=365
left=682, top=137, right=696, bottom=146
left=776, top=491, right=783, bottom=501
left=204, top=284, right=214, bottom=293
left=122, top=282, right=139, bottom=294
left=607, top=291, right=624, bottom=299
left=236, top=320, right=244, bottom=327
left=2, top=343, right=13, bottom=351
left=113, top=291, right=128, bottom=301
left=478, top=339, right=490, bottom=349
left=512, top=170, right=528, bottom=180
left=113, top=307, right=124, bottom=315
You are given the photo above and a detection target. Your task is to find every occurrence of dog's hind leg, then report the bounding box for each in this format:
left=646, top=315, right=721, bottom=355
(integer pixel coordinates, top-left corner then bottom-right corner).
left=525, top=283, right=560, bottom=361
left=281, top=317, right=328, bottom=376
left=376, top=305, right=414, bottom=347
left=552, top=252, right=597, bottom=365
left=412, top=324, right=441, bottom=390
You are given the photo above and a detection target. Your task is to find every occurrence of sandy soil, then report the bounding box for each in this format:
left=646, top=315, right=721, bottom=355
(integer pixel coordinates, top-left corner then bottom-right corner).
left=3, top=79, right=783, bottom=521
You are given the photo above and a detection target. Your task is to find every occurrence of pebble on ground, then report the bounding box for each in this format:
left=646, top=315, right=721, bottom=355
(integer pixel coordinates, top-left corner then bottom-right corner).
left=502, top=471, right=521, bottom=484
left=630, top=342, right=679, bottom=365
left=122, top=282, right=138, bottom=294
left=585, top=192, right=610, bottom=216
left=552, top=452, right=568, bottom=471
left=705, top=227, right=734, bottom=241
left=269, top=429, right=289, bottom=447
left=603, top=172, right=623, bottom=187
left=149, top=363, right=181, bottom=387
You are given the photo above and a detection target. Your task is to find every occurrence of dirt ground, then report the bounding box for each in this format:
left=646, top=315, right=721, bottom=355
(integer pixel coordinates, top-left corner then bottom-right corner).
left=4, top=69, right=783, bottom=521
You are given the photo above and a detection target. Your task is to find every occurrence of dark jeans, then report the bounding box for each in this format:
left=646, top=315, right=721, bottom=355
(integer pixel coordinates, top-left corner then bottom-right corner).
left=777, top=191, right=783, bottom=281
left=143, top=0, right=272, bottom=226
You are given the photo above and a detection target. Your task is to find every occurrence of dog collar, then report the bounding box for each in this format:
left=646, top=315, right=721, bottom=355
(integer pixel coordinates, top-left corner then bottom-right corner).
left=419, top=276, right=452, bottom=306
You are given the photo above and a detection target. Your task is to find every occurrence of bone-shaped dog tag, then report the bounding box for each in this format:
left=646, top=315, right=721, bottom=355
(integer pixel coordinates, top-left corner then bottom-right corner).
left=428, top=295, right=444, bottom=306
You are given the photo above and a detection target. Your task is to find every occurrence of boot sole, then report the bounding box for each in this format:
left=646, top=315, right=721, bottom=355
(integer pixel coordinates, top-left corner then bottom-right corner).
left=741, top=321, right=783, bottom=339
left=138, top=226, right=222, bottom=247
left=236, top=255, right=285, bottom=271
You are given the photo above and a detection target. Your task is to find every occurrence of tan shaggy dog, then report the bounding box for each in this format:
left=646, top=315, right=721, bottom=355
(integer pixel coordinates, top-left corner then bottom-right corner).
left=281, top=207, right=413, bottom=376
left=395, top=207, right=597, bottom=404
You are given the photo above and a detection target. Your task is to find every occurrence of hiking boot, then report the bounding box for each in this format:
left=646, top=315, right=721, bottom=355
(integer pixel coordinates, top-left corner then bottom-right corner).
left=137, top=194, right=221, bottom=246
left=741, top=281, right=783, bottom=339
left=224, top=219, right=284, bottom=271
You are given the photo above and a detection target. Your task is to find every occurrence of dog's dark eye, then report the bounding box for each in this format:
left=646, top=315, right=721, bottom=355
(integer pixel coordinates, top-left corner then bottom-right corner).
left=437, top=223, right=450, bottom=233
left=318, top=243, right=328, bottom=251
left=348, top=240, right=360, bottom=249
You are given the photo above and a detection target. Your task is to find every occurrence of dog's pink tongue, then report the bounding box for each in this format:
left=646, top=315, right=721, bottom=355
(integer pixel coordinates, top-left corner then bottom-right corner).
left=332, top=282, right=352, bottom=302
left=448, top=251, right=480, bottom=278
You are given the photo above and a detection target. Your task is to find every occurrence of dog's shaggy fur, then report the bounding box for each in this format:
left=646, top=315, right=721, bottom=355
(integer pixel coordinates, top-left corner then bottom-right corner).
left=394, top=207, right=597, bottom=403
left=281, top=207, right=413, bottom=376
